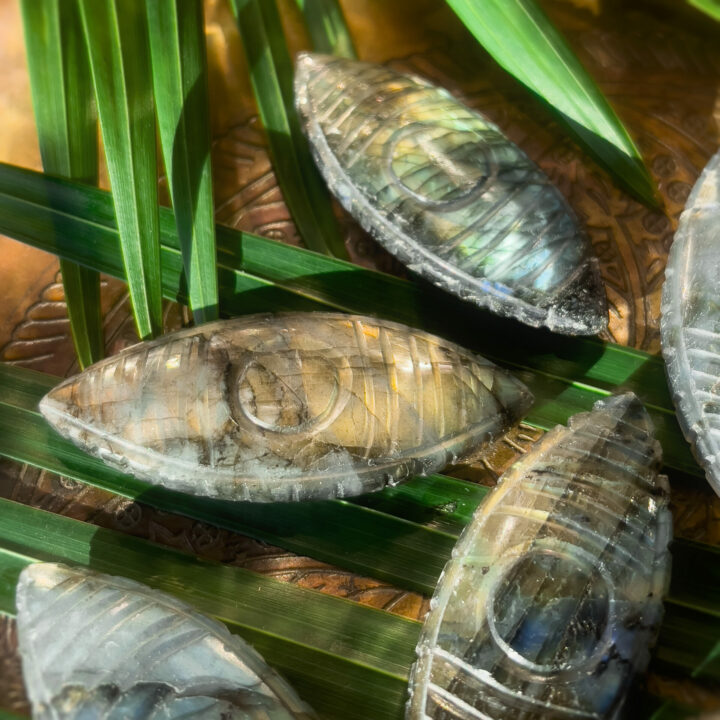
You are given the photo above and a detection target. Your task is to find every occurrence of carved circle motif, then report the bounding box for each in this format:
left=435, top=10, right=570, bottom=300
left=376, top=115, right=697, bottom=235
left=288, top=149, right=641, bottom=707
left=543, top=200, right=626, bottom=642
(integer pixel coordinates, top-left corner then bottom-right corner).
left=387, top=122, right=496, bottom=210
left=485, top=541, right=613, bottom=676
left=234, top=353, right=353, bottom=435
left=389, top=6, right=719, bottom=351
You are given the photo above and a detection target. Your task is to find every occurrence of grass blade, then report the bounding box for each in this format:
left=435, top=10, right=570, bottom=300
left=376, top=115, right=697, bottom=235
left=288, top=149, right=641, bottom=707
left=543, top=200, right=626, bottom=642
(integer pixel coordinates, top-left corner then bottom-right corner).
left=0, top=361, right=715, bottom=611
left=0, top=163, right=701, bottom=481
left=230, top=0, right=348, bottom=259
left=56, top=261, right=103, bottom=365
left=19, top=0, right=102, bottom=368
left=446, top=0, right=657, bottom=205
left=1, top=461, right=720, bottom=709
left=0, top=497, right=416, bottom=720
left=648, top=701, right=696, bottom=720
left=688, top=0, right=720, bottom=20
left=0, top=710, right=26, bottom=720
left=146, top=0, right=218, bottom=324
left=78, top=0, right=162, bottom=339
left=296, top=0, right=357, bottom=58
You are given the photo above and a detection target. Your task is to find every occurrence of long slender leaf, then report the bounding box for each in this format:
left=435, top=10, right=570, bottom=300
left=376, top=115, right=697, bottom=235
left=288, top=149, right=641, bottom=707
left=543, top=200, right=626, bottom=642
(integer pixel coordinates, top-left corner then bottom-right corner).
left=649, top=702, right=697, bottom=720
left=296, top=0, right=357, bottom=58
left=0, top=378, right=454, bottom=594
left=230, top=0, right=348, bottom=259
left=0, top=482, right=719, bottom=713
left=57, top=263, right=103, bottom=365
left=688, top=0, right=720, bottom=20
left=78, top=0, right=162, bottom=339
left=19, top=0, right=102, bottom=369
left=0, top=497, right=415, bottom=720
left=0, top=361, right=717, bottom=621
left=446, top=0, right=657, bottom=205
left=0, top=710, right=26, bottom=720
left=0, top=163, right=701, bottom=481
left=146, top=0, right=218, bottom=324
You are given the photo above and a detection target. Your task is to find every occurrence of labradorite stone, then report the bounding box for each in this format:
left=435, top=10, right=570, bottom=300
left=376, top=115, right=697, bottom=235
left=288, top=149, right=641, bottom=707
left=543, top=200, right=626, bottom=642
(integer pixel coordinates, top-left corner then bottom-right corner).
left=408, top=394, right=671, bottom=719
left=295, top=53, right=608, bottom=336
left=15, top=563, right=315, bottom=719
left=39, top=313, right=532, bottom=501
left=662, top=150, right=720, bottom=498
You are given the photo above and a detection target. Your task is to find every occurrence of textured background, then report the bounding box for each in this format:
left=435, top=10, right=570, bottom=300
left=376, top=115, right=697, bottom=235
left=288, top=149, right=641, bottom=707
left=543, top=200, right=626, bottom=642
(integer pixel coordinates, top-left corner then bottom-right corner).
left=1, top=0, right=719, bottom=713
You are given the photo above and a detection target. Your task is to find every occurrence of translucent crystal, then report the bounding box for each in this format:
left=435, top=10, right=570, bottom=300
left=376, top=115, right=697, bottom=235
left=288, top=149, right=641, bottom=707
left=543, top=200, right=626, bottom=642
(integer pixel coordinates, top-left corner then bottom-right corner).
left=408, top=394, right=672, bottom=719
left=661, top=150, right=720, bottom=496
left=39, top=312, right=532, bottom=502
left=295, top=54, right=607, bottom=336
left=15, top=563, right=315, bottom=719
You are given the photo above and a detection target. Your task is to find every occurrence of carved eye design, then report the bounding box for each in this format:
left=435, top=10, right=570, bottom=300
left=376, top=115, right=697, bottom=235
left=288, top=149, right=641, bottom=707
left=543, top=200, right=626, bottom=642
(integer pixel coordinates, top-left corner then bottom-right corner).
left=39, top=313, right=532, bottom=502
left=483, top=542, right=613, bottom=676
left=386, top=122, right=497, bottom=211
left=233, top=352, right=352, bottom=436
left=409, top=394, right=671, bottom=719
left=295, top=53, right=607, bottom=335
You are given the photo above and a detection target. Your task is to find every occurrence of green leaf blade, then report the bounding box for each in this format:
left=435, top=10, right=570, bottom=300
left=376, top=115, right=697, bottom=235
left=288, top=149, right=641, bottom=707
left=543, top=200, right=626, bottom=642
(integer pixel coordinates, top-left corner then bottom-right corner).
left=231, top=0, right=349, bottom=259
left=446, top=0, right=657, bottom=205
left=20, top=0, right=103, bottom=368
left=0, top=498, right=416, bottom=720
left=58, top=259, right=103, bottom=365
left=0, top=709, right=26, bottom=720
left=78, top=0, right=162, bottom=339
left=688, top=0, right=720, bottom=21
left=0, top=362, right=714, bottom=612
left=297, top=0, right=357, bottom=58
left=146, top=0, right=219, bottom=324
left=0, top=163, right=704, bottom=484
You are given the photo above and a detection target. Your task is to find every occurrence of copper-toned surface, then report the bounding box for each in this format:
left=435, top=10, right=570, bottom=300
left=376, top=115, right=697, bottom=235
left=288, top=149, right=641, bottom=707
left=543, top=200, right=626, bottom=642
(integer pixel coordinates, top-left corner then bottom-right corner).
left=448, top=422, right=546, bottom=486
left=0, top=459, right=431, bottom=621
left=1, top=0, right=719, bottom=712
left=0, top=616, right=28, bottom=716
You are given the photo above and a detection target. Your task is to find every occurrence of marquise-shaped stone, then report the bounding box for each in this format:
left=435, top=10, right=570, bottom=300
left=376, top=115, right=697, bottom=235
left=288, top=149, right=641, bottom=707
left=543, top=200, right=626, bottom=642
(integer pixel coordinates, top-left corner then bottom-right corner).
left=408, top=394, right=671, bottom=719
left=16, top=563, right=315, bottom=719
left=661, top=150, right=720, bottom=496
left=39, top=313, right=532, bottom=501
left=295, top=54, right=607, bottom=336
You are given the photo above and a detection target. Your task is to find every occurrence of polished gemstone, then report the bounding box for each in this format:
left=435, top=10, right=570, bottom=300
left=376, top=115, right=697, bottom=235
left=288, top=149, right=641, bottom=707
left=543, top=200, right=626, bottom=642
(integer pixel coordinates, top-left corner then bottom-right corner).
left=661, top=150, right=720, bottom=496
left=15, top=563, right=315, bottom=719
left=295, top=54, right=607, bottom=335
left=408, top=394, right=671, bottom=719
left=39, top=312, right=532, bottom=502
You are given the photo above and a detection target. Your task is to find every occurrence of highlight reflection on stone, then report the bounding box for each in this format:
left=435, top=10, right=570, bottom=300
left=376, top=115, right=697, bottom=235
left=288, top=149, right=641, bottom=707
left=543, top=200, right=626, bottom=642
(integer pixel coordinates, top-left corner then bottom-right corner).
left=661, top=150, right=720, bottom=497
left=408, top=394, right=671, bottom=719
left=39, top=313, right=532, bottom=502
left=15, top=563, right=315, bottom=719
left=295, top=54, right=607, bottom=336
